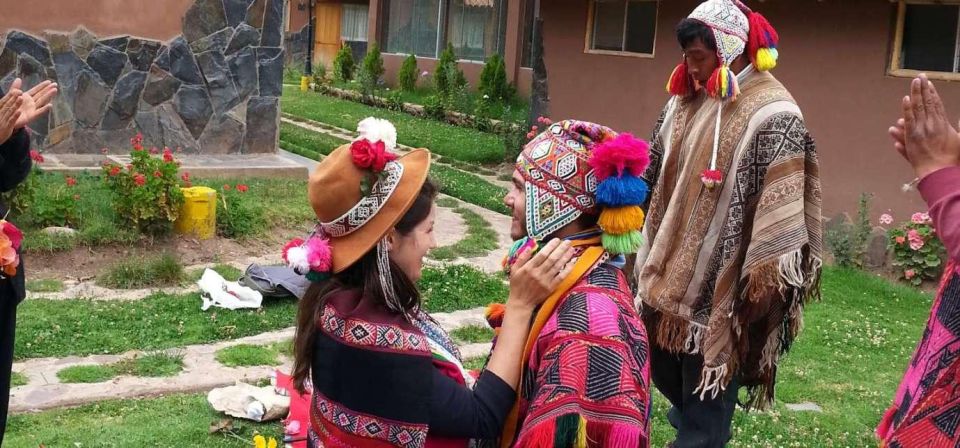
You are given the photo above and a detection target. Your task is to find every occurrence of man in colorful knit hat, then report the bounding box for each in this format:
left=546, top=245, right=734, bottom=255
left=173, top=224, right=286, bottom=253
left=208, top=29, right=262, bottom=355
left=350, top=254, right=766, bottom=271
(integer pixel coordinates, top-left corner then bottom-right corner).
left=635, top=0, right=822, bottom=446
left=491, top=120, right=653, bottom=447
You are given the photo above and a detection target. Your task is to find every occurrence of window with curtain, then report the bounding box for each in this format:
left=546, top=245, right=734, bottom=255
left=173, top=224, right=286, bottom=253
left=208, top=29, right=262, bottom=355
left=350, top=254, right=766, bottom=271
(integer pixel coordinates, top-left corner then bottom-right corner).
left=382, top=0, right=442, bottom=58
left=341, top=4, right=370, bottom=42
left=446, top=0, right=507, bottom=61
left=588, top=0, right=657, bottom=55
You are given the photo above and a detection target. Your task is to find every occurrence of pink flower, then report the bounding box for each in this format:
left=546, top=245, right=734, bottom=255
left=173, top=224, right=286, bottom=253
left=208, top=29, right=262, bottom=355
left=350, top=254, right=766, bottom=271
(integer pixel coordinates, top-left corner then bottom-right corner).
left=350, top=139, right=396, bottom=172
left=921, top=212, right=931, bottom=224
left=879, top=213, right=893, bottom=225
left=911, top=212, right=931, bottom=224
left=181, top=172, right=191, bottom=182
left=149, top=147, right=159, bottom=155
left=101, top=148, right=109, bottom=155
left=905, top=269, right=916, bottom=279
left=29, top=149, right=44, bottom=163
left=895, top=236, right=906, bottom=245
left=162, top=148, right=174, bottom=163
left=910, top=239, right=925, bottom=251
left=133, top=173, right=146, bottom=186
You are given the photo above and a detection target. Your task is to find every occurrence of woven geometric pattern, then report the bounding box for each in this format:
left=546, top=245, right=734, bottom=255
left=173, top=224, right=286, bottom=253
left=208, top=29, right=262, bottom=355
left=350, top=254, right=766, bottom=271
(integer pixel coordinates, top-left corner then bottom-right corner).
left=313, top=391, right=428, bottom=448
left=320, top=161, right=404, bottom=237
left=319, top=303, right=430, bottom=353
left=517, top=120, right=613, bottom=239
left=688, top=0, right=749, bottom=65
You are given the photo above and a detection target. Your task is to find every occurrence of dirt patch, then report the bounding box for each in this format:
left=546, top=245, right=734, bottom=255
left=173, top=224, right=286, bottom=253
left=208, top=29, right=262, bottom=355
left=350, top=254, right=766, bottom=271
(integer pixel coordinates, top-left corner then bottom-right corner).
left=23, top=228, right=304, bottom=281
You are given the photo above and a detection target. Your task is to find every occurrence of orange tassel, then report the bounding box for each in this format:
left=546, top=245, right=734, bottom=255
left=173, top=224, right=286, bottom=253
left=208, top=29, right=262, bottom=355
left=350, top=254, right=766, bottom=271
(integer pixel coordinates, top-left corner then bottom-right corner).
left=667, top=62, right=693, bottom=97
left=705, top=67, right=722, bottom=98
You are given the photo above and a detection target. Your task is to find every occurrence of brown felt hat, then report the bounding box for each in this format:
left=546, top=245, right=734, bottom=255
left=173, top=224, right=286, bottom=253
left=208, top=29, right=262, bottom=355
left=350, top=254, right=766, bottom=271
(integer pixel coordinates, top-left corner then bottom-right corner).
left=308, top=144, right=431, bottom=273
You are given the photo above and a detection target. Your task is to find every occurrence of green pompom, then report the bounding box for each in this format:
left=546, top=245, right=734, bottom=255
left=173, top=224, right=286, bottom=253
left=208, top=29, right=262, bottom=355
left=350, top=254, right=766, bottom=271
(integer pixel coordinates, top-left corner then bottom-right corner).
left=306, top=271, right=330, bottom=283
left=601, top=231, right=644, bottom=255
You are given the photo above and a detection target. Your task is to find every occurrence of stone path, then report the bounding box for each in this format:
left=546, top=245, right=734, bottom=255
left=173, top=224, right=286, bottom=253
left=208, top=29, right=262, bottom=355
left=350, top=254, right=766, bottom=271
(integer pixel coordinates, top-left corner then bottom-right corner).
left=10, top=309, right=491, bottom=413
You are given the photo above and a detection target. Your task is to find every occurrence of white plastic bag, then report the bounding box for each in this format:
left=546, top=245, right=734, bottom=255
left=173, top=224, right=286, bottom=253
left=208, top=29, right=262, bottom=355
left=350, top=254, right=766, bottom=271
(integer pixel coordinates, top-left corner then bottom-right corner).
left=198, top=268, right=264, bottom=310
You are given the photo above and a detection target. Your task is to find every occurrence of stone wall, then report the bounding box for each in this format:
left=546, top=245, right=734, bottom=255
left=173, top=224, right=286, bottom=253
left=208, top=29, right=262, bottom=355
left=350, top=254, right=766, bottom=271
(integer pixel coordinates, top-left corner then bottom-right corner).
left=0, top=0, right=285, bottom=154
left=284, top=25, right=309, bottom=71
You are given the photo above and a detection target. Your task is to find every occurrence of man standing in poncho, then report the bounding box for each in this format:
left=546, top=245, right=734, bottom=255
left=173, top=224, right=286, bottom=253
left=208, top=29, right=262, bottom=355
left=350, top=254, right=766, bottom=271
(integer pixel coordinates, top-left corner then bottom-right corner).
left=489, top=120, right=654, bottom=447
left=634, top=1, right=822, bottom=446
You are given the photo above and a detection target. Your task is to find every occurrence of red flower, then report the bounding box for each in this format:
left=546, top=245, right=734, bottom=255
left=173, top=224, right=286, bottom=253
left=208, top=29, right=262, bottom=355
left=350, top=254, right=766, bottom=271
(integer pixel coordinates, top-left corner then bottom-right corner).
left=350, top=139, right=397, bottom=172
left=162, top=148, right=174, bottom=163
left=133, top=173, right=146, bottom=186
left=65, top=177, right=77, bottom=187
left=101, top=148, right=109, bottom=155
left=109, top=165, right=122, bottom=177
left=126, top=164, right=134, bottom=171
left=223, top=184, right=231, bottom=191
left=153, top=170, right=163, bottom=178
left=236, top=184, right=249, bottom=193
left=29, top=149, right=44, bottom=163
left=181, top=172, right=191, bottom=182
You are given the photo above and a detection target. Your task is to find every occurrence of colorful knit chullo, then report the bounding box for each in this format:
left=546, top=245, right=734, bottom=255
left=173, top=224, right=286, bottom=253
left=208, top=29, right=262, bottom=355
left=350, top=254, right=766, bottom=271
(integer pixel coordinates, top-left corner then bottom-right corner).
left=667, top=0, right=780, bottom=100
left=517, top=120, right=651, bottom=254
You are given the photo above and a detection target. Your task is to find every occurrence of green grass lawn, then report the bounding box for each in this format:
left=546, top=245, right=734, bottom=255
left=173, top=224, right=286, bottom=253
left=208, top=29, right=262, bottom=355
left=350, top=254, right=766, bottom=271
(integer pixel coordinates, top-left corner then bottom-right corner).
left=418, top=264, right=508, bottom=313
left=450, top=325, right=495, bottom=344
left=24, top=278, right=65, bottom=293
left=57, top=352, right=186, bottom=384
left=4, top=266, right=936, bottom=446
left=10, top=371, right=28, bottom=387
left=17, top=173, right=313, bottom=253
left=430, top=202, right=499, bottom=260
left=282, top=86, right=505, bottom=164
left=279, top=120, right=347, bottom=158
left=215, top=344, right=283, bottom=368
left=5, top=393, right=282, bottom=447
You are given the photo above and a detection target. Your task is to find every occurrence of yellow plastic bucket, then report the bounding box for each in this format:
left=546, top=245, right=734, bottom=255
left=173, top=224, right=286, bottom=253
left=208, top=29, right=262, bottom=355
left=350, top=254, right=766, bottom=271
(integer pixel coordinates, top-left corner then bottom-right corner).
left=301, top=75, right=310, bottom=92
left=175, top=186, right=217, bottom=240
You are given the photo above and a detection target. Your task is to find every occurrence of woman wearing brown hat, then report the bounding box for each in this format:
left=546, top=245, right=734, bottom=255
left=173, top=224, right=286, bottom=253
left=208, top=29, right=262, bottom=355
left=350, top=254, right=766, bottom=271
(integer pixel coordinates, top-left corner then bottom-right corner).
left=287, top=117, right=574, bottom=448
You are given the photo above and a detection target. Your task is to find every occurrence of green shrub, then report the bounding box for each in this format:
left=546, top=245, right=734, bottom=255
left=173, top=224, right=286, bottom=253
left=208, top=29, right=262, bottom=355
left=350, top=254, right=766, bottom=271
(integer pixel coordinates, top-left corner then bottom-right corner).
left=216, top=183, right=265, bottom=239
left=398, top=54, right=418, bottom=92
left=434, top=43, right=457, bottom=96
left=361, top=43, right=385, bottom=85
left=479, top=54, right=511, bottom=101
left=101, top=135, right=184, bottom=236
left=423, top=95, right=446, bottom=120
left=332, top=44, right=355, bottom=82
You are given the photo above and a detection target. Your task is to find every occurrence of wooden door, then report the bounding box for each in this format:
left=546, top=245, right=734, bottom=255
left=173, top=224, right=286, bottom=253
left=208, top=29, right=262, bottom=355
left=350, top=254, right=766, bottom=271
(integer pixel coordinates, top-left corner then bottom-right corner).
left=314, top=2, right=343, bottom=67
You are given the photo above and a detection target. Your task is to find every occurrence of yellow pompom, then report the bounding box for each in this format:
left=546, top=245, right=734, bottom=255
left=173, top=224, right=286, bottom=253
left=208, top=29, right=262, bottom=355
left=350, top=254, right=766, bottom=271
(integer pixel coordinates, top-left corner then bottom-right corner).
left=755, top=48, right=778, bottom=71
left=254, top=435, right=266, bottom=448
left=268, top=438, right=277, bottom=448
left=599, top=206, right=645, bottom=235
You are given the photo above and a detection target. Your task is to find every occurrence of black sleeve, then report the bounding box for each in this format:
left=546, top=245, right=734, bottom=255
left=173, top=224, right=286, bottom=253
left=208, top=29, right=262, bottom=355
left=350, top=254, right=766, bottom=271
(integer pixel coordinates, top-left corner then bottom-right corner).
left=428, top=369, right=516, bottom=438
left=0, top=129, right=32, bottom=193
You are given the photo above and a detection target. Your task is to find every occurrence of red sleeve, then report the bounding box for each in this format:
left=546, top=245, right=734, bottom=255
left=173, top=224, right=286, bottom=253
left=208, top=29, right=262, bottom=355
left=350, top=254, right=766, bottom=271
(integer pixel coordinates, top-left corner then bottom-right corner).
left=919, top=166, right=960, bottom=262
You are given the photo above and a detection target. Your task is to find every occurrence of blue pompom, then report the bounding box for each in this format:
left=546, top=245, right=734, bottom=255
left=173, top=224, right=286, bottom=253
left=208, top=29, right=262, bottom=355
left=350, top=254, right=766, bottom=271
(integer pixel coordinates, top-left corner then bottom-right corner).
left=595, top=175, right=649, bottom=207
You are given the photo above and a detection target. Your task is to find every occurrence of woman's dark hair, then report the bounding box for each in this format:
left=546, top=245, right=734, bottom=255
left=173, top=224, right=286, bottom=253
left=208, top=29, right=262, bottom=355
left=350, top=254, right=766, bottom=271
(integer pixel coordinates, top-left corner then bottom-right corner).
left=676, top=18, right=717, bottom=51
left=292, top=178, right=438, bottom=392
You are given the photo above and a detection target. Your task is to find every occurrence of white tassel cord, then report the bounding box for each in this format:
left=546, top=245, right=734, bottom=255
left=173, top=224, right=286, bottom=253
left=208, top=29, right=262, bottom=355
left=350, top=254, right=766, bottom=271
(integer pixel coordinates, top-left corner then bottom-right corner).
left=377, top=238, right=402, bottom=313
left=711, top=100, right=722, bottom=171
left=684, top=322, right=705, bottom=354
left=693, top=364, right=729, bottom=400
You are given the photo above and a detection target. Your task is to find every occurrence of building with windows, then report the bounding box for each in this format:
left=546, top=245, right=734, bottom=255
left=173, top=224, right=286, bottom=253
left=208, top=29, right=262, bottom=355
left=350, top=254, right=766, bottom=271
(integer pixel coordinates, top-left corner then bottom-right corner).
left=287, top=0, right=536, bottom=95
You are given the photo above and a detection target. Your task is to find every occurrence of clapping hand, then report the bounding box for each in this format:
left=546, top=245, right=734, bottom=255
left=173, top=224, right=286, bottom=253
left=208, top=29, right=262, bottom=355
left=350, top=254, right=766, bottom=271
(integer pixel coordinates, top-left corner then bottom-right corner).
left=889, top=73, right=960, bottom=179
left=0, top=86, right=23, bottom=144
left=8, top=78, right=58, bottom=131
